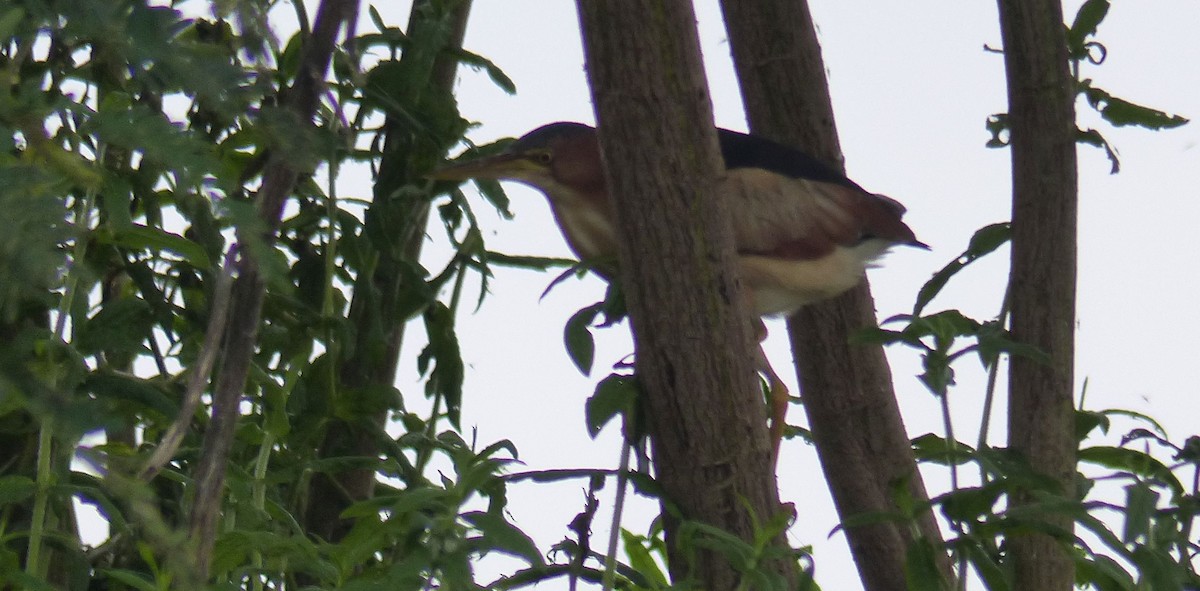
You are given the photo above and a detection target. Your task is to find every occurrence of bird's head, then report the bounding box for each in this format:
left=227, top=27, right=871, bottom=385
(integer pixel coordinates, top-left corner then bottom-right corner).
left=429, top=122, right=605, bottom=200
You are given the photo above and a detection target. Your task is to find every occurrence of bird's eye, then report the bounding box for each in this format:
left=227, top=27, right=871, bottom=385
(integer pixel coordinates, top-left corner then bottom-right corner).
left=530, top=150, right=553, bottom=165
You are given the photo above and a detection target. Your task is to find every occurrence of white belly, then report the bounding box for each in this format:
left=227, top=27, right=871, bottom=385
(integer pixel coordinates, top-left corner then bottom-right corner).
left=739, top=241, right=889, bottom=315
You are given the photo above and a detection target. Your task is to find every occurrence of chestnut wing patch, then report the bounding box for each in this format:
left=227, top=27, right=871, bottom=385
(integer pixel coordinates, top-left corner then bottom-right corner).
left=723, top=167, right=923, bottom=262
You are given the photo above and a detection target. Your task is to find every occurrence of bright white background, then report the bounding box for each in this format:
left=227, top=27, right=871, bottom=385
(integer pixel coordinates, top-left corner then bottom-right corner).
left=74, top=1, right=1199, bottom=589
left=387, top=1, right=1200, bottom=589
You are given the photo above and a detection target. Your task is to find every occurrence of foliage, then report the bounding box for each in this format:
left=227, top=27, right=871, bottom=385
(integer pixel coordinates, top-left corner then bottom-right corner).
left=870, top=2, right=1198, bottom=587
left=1, top=0, right=1195, bottom=590
left=860, top=219, right=1200, bottom=588
left=985, top=0, right=1188, bottom=172
left=0, top=0, right=642, bottom=589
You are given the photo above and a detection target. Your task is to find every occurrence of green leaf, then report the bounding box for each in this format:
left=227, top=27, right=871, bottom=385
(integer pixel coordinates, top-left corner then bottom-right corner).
left=1099, top=95, right=1189, bottom=129
left=84, top=370, right=179, bottom=418
left=1075, top=409, right=1110, bottom=442
left=98, top=569, right=158, bottom=591
left=1121, top=482, right=1159, bottom=543
left=1103, top=409, right=1170, bottom=438
left=1131, top=545, right=1184, bottom=591
left=1075, top=127, right=1121, bottom=173
left=584, top=374, right=638, bottom=439
left=474, top=178, right=514, bottom=218
left=964, top=542, right=1010, bottom=591
left=451, top=48, right=517, bottom=95
left=1083, top=86, right=1189, bottom=130
left=0, top=170, right=70, bottom=320
left=966, top=222, right=1011, bottom=257
left=564, top=303, right=601, bottom=376
left=476, top=439, right=519, bottom=462
left=907, top=310, right=981, bottom=345
left=211, top=529, right=326, bottom=580
left=598, top=282, right=628, bottom=326
left=539, top=263, right=591, bottom=301
left=904, top=538, right=947, bottom=591
left=913, top=223, right=1009, bottom=315
left=1176, top=435, right=1200, bottom=463
left=911, top=433, right=974, bottom=466
left=919, top=348, right=955, bottom=396
left=75, top=297, right=156, bottom=358
left=621, top=530, right=670, bottom=589
left=88, top=102, right=220, bottom=183
left=984, top=113, right=1009, bottom=148
left=463, top=511, right=545, bottom=566
left=421, top=302, right=464, bottom=427
left=1078, top=446, right=1184, bottom=496
left=368, top=5, right=387, bottom=33
left=973, top=447, right=1062, bottom=492
left=850, top=326, right=917, bottom=347
left=485, top=251, right=575, bottom=272
left=97, top=224, right=212, bottom=269
left=938, top=483, right=1003, bottom=522
left=334, top=384, right=404, bottom=422
left=0, top=7, right=26, bottom=41
left=1074, top=554, right=1135, bottom=591
left=976, top=321, right=1050, bottom=367
left=1067, top=0, right=1110, bottom=56
left=0, top=475, right=36, bottom=505
left=341, top=488, right=450, bottom=520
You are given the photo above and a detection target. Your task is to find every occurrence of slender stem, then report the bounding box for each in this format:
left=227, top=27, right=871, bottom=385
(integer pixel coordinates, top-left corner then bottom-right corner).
left=447, top=255, right=468, bottom=316
left=27, top=182, right=99, bottom=576
left=961, top=285, right=1011, bottom=588
left=323, top=120, right=342, bottom=470
left=937, top=394, right=971, bottom=591
left=250, top=431, right=275, bottom=591
left=415, top=393, right=442, bottom=475
left=937, top=383, right=968, bottom=590
left=322, top=99, right=343, bottom=320
left=140, top=251, right=236, bottom=481
left=416, top=258, right=469, bottom=473
left=602, top=432, right=633, bottom=591
left=940, top=393, right=959, bottom=493
left=976, top=283, right=1011, bottom=477
left=322, top=175, right=340, bottom=319
left=24, top=422, right=54, bottom=578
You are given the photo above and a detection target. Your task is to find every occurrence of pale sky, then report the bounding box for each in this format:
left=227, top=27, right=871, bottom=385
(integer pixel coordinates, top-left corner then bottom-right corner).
left=387, top=1, right=1200, bottom=589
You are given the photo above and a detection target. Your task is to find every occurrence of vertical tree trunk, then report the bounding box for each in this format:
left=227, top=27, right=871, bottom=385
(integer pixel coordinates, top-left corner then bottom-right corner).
left=303, top=0, right=474, bottom=544
left=575, top=2, right=796, bottom=588
left=997, top=1, right=1078, bottom=589
left=718, top=2, right=954, bottom=589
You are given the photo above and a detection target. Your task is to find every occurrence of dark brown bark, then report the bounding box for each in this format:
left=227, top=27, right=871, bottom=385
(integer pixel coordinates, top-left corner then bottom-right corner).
left=303, top=0, right=474, bottom=544
left=997, top=0, right=1078, bottom=589
left=575, top=2, right=796, bottom=588
left=718, top=2, right=954, bottom=589
left=186, top=0, right=358, bottom=577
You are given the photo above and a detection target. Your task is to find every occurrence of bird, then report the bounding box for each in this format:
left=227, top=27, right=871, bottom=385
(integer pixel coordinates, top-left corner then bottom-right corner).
left=430, top=122, right=926, bottom=459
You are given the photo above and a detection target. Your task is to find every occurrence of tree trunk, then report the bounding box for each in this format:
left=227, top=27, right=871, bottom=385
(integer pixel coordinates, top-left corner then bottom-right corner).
left=303, top=0, right=474, bottom=544
left=997, top=1, right=1079, bottom=589
left=576, top=2, right=797, bottom=588
left=718, top=2, right=954, bottom=589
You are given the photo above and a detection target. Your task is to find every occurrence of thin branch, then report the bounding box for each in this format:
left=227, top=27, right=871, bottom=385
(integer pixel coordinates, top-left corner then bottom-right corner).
left=185, top=0, right=359, bottom=578
left=602, top=430, right=633, bottom=591
left=139, top=250, right=235, bottom=481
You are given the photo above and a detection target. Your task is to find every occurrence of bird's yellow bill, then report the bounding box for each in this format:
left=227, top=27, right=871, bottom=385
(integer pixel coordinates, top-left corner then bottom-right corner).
left=428, top=152, right=534, bottom=181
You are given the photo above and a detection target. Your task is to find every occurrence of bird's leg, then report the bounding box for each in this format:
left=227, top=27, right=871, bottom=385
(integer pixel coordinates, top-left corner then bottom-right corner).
left=752, top=320, right=789, bottom=464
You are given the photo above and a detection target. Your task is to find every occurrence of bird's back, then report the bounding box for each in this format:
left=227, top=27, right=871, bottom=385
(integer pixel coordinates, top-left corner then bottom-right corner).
left=715, top=128, right=924, bottom=259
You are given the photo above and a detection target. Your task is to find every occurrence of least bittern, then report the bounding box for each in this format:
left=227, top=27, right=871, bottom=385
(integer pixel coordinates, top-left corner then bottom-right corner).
left=432, top=122, right=925, bottom=458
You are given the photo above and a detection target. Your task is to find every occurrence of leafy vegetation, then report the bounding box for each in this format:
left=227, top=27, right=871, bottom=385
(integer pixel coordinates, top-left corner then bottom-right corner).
left=0, top=0, right=1194, bottom=590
